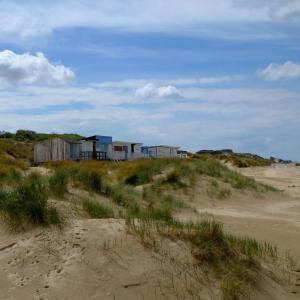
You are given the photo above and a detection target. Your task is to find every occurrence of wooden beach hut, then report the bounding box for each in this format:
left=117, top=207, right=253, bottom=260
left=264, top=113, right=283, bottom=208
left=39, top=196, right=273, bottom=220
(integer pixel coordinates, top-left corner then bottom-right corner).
left=34, top=137, right=81, bottom=163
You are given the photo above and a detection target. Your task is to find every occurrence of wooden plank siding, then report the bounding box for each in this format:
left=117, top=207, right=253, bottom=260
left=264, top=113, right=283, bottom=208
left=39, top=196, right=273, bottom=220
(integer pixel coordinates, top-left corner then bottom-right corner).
left=34, top=138, right=81, bottom=163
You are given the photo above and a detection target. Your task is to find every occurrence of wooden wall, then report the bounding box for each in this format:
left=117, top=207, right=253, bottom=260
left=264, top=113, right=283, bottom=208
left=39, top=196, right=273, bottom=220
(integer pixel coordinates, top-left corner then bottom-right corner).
left=34, top=138, right=80, bottom=163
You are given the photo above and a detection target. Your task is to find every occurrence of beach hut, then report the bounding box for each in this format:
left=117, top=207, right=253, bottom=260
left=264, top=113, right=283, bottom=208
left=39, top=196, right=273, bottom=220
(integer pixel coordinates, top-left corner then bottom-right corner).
left=142, top=145, right=180, bottom=158
left=34, top=137, right=81, bottom=163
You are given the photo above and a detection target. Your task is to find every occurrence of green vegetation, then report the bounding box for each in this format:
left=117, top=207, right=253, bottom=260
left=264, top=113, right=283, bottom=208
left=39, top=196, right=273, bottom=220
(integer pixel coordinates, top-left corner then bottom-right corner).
left=49, top=168, right=70, bottom=197
left=0, top=173, right=63, bottom=230
left=127, top=216, right=277, bottom=300
left=0, top=129, right=83, bottom=142
left=194, top=152, right=272, bottom=168
left=48, top=163, right=103, bottom=194
left=81, top=198, right=114, bottom=219
left=123, top=159, right=167, bottom=185
left=194, top=158, right=276, bottom=192
left=0, top=143, right=287, bottom=299
left=0, top=139, right=33, bottom=171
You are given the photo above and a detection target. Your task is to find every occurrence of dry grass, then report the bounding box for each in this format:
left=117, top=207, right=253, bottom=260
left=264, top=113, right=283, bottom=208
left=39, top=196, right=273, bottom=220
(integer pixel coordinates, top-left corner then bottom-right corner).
left=126, top=216, right=278, bottom=300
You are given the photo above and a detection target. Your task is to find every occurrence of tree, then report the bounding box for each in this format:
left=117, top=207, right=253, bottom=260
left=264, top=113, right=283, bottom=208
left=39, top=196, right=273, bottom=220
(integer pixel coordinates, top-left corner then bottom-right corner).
left=15, top=129, right=36, bottom=141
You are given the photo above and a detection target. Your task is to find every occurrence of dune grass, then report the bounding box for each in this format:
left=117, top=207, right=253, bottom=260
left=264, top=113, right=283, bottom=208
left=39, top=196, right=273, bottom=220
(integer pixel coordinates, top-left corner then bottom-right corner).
left=0, top=173, right=63, bottom=230
left=194, top=158, right=276, bottom=192
left=48, top=162, right=103, bottom=196
left=126, top=215, right=277, bottom=300
left=120, top=157, right=275, bottom=193
left=0, top=149, right=284, bottom=298
left=194, top=152, right=272, bottom=168
left=81, top=198, right=114, bottom=219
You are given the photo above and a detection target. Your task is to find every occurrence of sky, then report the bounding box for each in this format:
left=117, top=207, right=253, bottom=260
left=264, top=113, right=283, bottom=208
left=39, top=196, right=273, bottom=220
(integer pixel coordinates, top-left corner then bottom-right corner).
left=0, top=0, right=300, bottom=160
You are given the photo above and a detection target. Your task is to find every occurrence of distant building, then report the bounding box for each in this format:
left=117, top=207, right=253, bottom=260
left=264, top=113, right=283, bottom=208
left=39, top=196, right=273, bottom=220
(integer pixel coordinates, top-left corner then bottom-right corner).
left=111, top=141, right=143, bottom=160
left=142, top=145, right=180, bottom=158
left=196, top=149, right=233, bottom=155
left=34, top=137, right=81, bottom=163
left=177, top=150, right=188, bottom=158
left=80, top=135, right=112, bottom=160
left=34, top=135, right=187, bottom=163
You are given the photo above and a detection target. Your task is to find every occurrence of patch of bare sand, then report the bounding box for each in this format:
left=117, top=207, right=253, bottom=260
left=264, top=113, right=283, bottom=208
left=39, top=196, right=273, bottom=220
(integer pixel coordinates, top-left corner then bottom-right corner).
left=0, top=220, right=167, bottom=300
left=239, top=164, right=300, bottom=198
left=1, top=218, right=299, bottom=300
left=191, top=164, right=300, bottom=261
left=1, top=219, right=215, bottom=300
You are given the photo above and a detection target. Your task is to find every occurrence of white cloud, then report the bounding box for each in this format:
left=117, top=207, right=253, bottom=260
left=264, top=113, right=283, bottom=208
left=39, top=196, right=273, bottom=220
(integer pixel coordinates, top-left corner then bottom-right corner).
left=0, top=81, right=299, bottom=159
left=0, top=50, right=75, bottom=85
left=168, top=76, right=243, bottom=85
left=95, top=76, right=241, bottom=90
left=234, top=0, right=300, bottom=21
left=258, top=61, right=300, bottom=81
left=1, top=0, right=299, bottom=43
left=135, top=83, right=180, bottom=99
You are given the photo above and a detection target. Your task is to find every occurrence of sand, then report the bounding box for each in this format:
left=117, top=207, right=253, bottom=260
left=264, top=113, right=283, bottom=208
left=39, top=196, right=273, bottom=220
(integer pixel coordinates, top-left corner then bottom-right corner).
left=0, top=219, right=178, bottom=300
left=193, top=164, right=300, bottom=260
left=1, top=163, right=300, bottom=299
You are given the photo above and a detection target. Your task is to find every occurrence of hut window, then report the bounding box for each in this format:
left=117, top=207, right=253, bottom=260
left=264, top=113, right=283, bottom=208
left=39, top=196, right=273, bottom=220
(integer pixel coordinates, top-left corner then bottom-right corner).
left=114, top=146, right=123, bottom=152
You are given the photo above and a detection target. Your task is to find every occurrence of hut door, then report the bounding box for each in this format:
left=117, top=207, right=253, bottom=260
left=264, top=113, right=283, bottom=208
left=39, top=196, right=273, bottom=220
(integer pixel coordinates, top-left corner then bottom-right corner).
left=124, top=146, right=128, bottom=160
left=93, top=141, right=96, bottom=159
left=70, top=144, right=77, bottom=160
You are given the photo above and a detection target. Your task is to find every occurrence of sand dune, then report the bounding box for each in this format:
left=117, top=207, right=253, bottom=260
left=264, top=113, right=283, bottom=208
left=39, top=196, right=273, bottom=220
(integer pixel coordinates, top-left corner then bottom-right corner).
left=1, top=163, right=300, bottom=299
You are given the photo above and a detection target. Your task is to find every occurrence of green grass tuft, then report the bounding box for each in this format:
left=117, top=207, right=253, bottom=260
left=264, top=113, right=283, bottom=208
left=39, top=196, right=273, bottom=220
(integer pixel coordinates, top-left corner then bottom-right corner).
left=0, top=173, right=63, bottom=230
left=81, top=198, right=114, bottom=218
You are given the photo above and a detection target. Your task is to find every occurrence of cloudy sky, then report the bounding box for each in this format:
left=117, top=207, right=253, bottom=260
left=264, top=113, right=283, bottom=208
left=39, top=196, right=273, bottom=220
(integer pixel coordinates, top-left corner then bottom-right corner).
left=0, top=0, right=300, bottom=160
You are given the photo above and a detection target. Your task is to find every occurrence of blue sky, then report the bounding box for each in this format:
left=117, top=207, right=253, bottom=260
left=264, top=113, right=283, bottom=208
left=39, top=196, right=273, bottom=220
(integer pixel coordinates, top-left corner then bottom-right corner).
left=0, top=0, right=300, bottom=160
